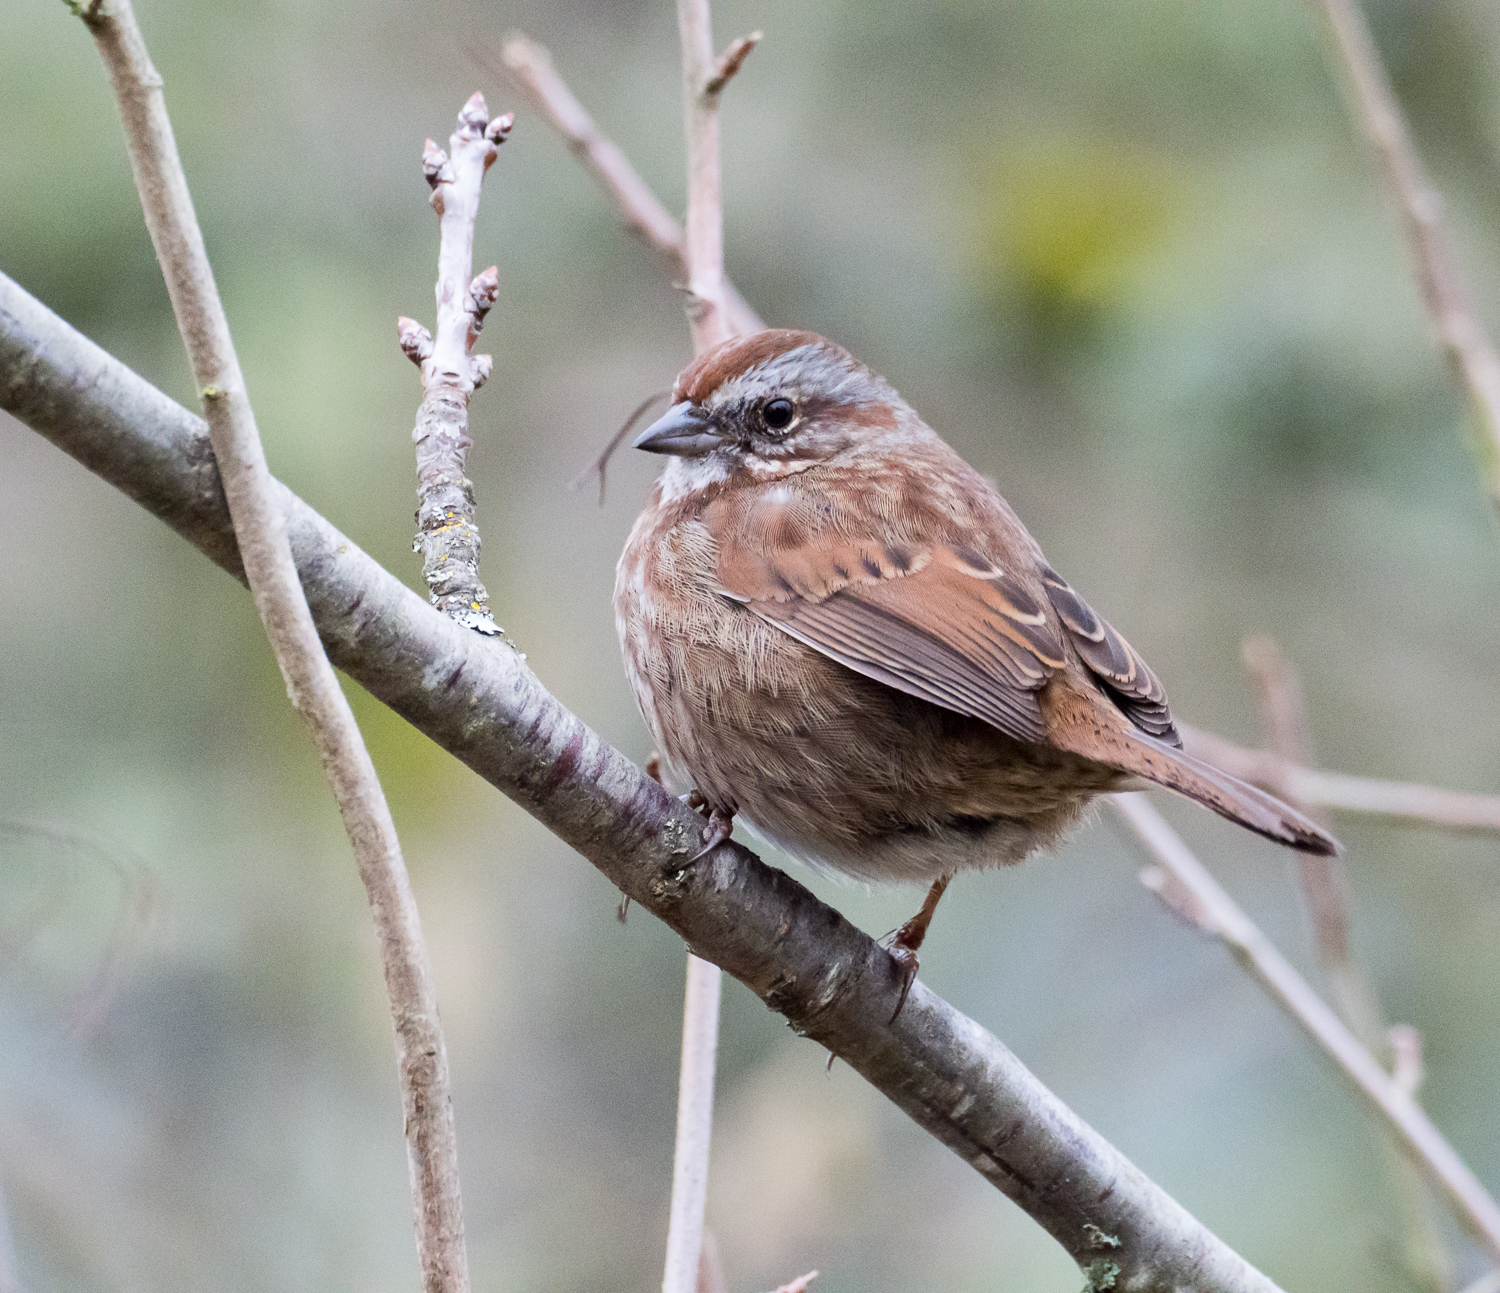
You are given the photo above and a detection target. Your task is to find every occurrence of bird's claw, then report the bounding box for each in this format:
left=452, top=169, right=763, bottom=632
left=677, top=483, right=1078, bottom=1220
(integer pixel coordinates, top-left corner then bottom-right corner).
left=886, top=940, right=920, bottom=1024
left=689, top=806, right=735, bottom=861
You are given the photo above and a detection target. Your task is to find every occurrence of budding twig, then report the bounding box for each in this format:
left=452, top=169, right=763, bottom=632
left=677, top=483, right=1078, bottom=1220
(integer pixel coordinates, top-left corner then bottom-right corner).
left=404, top=93, right=512, bottom=635
left=1116, top=793, right=1500, bottom=1263
left=73, top=5, right=470, bottom=1291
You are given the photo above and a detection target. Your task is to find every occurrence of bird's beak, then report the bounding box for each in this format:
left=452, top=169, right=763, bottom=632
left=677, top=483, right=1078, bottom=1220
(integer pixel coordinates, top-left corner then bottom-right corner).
left=633, top=401, right=726, bottom=458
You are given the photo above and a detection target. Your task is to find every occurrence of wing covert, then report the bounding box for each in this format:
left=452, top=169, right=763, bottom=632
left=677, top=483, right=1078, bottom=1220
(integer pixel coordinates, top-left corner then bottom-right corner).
left=712, top=508, right=1068, bottom=745
left=1040, top=565, right=1180, bottom=745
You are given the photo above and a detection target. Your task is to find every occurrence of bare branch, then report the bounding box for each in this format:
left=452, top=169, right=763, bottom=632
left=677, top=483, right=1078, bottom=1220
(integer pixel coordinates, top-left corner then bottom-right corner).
left=1117, top=793, right=1500, bottom=1263
left=1241, top=637, right=1448, bottom=1291
left=497, top=34, right=763, bottom=338
left=71, top=8, right=469, bottom=1290
left=665, top=952, right=722, bottom=1293
left=1318, top=0, right=1500, bottom=514
left=1179, top=724, right=1500, bottom=837
left=404, top=93, right=511, bottom=636
left=3, top=269, right=1297, bottom=1293
left=676, top=0, right=733, bottom=355
left=659, top=5, right=744, bottom=1288
left=1240, top=638, right=1379, bottom=1041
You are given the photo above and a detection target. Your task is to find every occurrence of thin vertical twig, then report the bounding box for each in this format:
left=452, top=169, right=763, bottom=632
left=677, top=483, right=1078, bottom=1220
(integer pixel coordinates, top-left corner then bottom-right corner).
left=1240, top=639, right=1383, bottom=1044
left=1318, top=0, right=1500, bottom=514
left=661, top=6, right=759, bottom=1292
left=1241, top=636, right=1448, bottom=1290
left=398, top=94, right=511, bottom=635
left=496, top=35, right=763, bottom=338
left=1115, top=793, right=1500, bottom=1263
left=72, top=4, right=469, bottom=1290
left=665, top=953, right=722, bottom=1293
left=675, top=0, right=748, bottom=356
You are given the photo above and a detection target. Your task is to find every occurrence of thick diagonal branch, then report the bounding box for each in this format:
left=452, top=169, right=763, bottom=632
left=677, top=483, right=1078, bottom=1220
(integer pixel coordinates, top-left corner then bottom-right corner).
left=72, top=6, right=468, bottom=1290
left=3, top=270, right=1288, bottom=1293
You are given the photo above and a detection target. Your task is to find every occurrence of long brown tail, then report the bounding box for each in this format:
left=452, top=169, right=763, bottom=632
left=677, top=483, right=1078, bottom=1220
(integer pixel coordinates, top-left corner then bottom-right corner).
left=1106, top=730, right=1340, bottom=855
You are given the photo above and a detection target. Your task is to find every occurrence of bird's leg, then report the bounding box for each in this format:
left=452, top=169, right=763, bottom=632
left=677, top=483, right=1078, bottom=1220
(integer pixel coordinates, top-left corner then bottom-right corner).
left=885, top=872, right=954, bottom=1023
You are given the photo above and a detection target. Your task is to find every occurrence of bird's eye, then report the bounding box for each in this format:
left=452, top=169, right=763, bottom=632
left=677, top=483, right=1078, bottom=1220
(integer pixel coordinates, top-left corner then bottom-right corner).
left=762, top=397, right=795, bottom=433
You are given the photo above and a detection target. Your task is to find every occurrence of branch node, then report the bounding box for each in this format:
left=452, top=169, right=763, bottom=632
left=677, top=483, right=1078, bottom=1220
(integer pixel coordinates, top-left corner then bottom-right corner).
left=467, top=266, right=500, bottom=343
left=469, top=354, right=493, bottom=389
left=457, top=90, right=489, bottom=136
left=704, top=31, right=762, bottom=99
left=397, top=317, right=434, bottom=366
left=422, top=139, right=451, bottom=189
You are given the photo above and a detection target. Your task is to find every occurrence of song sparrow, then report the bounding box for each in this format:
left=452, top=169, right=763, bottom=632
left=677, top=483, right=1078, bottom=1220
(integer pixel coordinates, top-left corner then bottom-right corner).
left=614, top=329, right=1336, bottom=1004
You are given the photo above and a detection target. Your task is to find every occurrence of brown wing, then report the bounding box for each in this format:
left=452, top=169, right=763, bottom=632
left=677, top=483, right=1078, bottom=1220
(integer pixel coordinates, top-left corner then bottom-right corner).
left=713, top=515, right=1068, bottom=745
left=1039, top=565, right=1180, bottom=746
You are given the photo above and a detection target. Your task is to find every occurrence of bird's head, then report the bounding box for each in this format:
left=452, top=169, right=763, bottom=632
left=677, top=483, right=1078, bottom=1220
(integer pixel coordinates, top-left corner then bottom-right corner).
left=634, top=330, right=910, bottom=485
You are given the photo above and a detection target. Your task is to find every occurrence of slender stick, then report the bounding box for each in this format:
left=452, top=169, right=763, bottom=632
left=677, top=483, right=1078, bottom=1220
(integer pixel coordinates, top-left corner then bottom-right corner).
left=676, top=0, right=733, bottom=356
left=1241, top=638, right=1383, bottom=1045
left=71, top=6, right=469, bottom=1290
left=5, top=273, right=1296, bottom=1291
left=498, top=35, right=763, bottom=339
left=1179, top=724, right=1500, bottom=837
left=1115, top=793, right=1500, bottom=1262
left=664, top=954, right=721, bottom=1293
left=1318, top=0, right=1500, bottom=514
left=660, top=6, right=758, bottom=1290
left=399, top=95, right=512, bottom=635
left=1241, top=637, right=1448, bottom=1290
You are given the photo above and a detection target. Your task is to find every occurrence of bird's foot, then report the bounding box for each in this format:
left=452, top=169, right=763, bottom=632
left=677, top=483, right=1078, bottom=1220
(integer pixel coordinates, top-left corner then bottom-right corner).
left=881, top=873, right=954, bottom=1024
left=689, top=805, right=735, bottom=861
left=885, top=933, right=921, bottom=1025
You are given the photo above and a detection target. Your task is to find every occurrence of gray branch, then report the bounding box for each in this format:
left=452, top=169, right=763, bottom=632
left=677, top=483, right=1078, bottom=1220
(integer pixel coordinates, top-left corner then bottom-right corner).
left=0, top=270, right=1282, bottom=1293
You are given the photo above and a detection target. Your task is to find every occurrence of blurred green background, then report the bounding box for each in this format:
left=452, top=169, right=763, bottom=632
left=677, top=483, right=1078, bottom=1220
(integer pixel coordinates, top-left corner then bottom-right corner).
left=2, top=1, right=1499, bottom=1290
